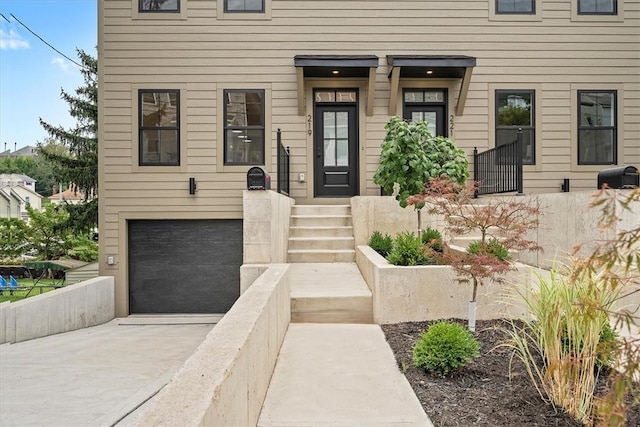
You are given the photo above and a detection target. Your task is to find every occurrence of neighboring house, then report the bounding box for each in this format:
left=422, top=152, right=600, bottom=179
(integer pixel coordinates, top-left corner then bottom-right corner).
left=5, top=185, right=43, bottom=219
left=0, top=145, right=37, bottom=158
left=99, top=0, right=640, bottom=317
left=0, top=187, right=24, bottom=219
left=0, top=174, right=36, bottom=193
left=49, top=188, right=87, bottom=206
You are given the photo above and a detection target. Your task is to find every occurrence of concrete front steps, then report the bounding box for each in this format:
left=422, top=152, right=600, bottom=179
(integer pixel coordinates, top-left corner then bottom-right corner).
left=288, top=263, right=373, bottom=324
left=288, top=204, right=355, bottom=263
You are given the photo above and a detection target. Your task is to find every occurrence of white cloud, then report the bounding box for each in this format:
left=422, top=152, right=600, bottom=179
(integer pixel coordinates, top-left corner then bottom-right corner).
left=51, top=57, right=70, bottom=72
left=0, top=28, right=29, bottom=50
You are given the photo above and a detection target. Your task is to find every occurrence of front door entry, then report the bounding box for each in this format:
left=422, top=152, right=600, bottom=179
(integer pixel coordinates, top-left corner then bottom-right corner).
left=404, top=105, right=447, bottom=137
left=314, top=90, right=358, bottom=197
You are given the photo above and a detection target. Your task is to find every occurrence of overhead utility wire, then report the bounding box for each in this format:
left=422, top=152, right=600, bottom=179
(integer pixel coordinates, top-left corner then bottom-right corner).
left=7, top=13, right=88, bottom=70
left=0, top=13, right=10, bottom=23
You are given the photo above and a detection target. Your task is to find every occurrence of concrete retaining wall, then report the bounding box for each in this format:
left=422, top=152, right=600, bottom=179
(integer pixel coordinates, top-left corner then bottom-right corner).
left=0, top=277, right=115, bottom=344
left=243, top=190, right=294, bottom=264
left=131, top=264, right=291, bottom=427
left=357, top=245, right=536, bottom=324
left=351, top=190, right=639, bottom=270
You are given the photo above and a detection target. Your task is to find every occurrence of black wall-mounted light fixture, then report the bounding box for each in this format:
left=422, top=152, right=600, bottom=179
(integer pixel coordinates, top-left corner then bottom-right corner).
left=189, top=177, right=197, bottom=195
left=561, top=178, right=570, bottom=192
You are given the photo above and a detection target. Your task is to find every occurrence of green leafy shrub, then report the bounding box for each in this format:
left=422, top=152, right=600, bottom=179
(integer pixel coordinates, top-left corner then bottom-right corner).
left=413, top=321, right=480, bottom=376
left=467, top=238, right=511, bottom=261
left=421, top=227, right=444, bottom=252
left=387, top=231, right=431, bottom=266
left=368, top=231, right=393, bottom=257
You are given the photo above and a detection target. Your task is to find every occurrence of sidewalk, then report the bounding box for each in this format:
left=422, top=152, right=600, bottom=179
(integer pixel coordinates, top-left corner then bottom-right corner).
left=258, top=323, right=433, bottom=427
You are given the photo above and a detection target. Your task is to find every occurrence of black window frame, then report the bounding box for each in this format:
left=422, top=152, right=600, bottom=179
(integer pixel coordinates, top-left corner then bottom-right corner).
left=138, top=0, right=180, bottom=13
left=495, top=89, right=536, bottom=165
left=577, top=90, right=617, bottom=165
left=138, top=89, right=181, bottom=167
left=224, top=89, right=266, bottom=166
left=224, top=0, right=265, bottom=13
left=578, top=0, right=617, bottom=15
left=402, top=88, right=448, bottom=137
left=496, top=0, right=536, bottom=14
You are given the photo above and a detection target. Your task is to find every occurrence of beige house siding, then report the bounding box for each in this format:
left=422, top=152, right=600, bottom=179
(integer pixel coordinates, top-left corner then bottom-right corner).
left=99, top=0, right=640, bottom=315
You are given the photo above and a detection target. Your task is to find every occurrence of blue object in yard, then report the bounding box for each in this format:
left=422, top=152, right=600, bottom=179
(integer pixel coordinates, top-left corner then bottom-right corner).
left=9, top=275, right=17, bottom=289
left=0, top=276, right=7, bottom=289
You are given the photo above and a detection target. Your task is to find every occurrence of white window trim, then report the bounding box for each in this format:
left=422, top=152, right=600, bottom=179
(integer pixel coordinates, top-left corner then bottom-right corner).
left=217, top=0, right=272, bottom=20
left=488, top=83, right=543, bottom=172
left=489, top=0, right=542, bottom=22
left=216, top=84, right=272, bottom=173
left=131, top=84, right=188, bottom=172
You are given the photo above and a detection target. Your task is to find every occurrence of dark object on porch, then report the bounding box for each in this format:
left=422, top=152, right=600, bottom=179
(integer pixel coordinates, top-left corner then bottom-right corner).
left=597, top=165, right=639, bottom=189
left=276, top=129, right=290, bottom=195
left=247, top=167, right=270, bottom=190
left=473, top=129, right=523, bottom=197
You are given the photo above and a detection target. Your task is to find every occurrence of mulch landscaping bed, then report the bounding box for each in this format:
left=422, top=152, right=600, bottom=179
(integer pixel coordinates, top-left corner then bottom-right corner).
left=382, top=319, right=639, bottom=427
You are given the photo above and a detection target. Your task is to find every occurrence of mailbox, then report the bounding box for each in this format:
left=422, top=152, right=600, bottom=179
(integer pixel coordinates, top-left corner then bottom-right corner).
left=247, top=167, right=271, bottom=190
left=597, top=166, right=639, bottom=189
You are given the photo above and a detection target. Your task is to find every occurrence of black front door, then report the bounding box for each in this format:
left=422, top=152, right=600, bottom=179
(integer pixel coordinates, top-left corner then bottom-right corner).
left=314, top=100, right=358, bottom=197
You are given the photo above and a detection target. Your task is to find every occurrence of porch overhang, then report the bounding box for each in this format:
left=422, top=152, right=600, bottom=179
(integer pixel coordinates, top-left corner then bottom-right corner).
left=386, top=55, right=476, bottom=116
left=294, top=55, right=379, bottom=116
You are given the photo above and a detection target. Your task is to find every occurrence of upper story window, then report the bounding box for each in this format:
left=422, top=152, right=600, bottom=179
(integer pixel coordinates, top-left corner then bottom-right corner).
left=497, top=0, right=535, bottom=14
left=496, top=90, right=535, bottom=165
left=224, top=89, right=265, bottom=165
left=224, top=0, right=264, bottom=13
left=139, top=90, right=180, bottom=166
left=578, top=0, right=617, bottom=14
left=578, top=90, right=617, bottom=165
left=139, top=0, right=179, bottom=12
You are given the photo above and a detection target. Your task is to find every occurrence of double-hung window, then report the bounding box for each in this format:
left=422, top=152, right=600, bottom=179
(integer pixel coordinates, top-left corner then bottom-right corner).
left=578, top=0, right=617, bottom=14
left=139, top=0, right=179, bottom=12
left=578, top=90, right=617, bottom=165
left=224, top=89, right=265, bottom=165
left=496, top=0, right=535, bottom=14
left=224, top=0, right=264, bottom=12
left=139, top=90, right=180, bottom=166
left=495, top=90, right=535, bottom=165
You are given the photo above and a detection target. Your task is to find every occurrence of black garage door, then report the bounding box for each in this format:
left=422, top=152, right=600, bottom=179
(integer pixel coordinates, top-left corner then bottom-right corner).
left=128, top=219, right=242, bottom=314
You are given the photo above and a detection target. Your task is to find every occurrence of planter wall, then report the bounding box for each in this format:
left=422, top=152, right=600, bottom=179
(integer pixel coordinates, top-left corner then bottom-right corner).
left=356, top=245, right=542, bottom=324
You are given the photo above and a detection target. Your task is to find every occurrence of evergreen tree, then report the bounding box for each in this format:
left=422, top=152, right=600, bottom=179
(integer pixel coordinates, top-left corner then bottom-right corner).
left=39, top=49, right=98, bottom=232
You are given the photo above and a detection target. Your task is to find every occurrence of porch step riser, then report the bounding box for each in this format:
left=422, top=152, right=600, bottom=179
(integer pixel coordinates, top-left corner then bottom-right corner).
left=291, top=296, right=373, bottom=324
left=288, top=251, right=355, bottom=263
left=289, top=238, right=355, bottom=251
left=291, top=205, right=352, bottom=216
left=289, top=226, right=354, bottom=238
left=290, top=216, right=353, bottom=227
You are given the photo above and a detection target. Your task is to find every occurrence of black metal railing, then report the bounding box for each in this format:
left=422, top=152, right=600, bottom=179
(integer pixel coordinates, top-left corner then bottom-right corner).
left=473, top=129, right=523, bottom=197
left=276, top=129, right=290, bottom=195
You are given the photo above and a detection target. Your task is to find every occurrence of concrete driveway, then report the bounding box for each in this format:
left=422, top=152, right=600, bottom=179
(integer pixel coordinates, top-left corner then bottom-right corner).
left=0, top=317, right=216, bottom=427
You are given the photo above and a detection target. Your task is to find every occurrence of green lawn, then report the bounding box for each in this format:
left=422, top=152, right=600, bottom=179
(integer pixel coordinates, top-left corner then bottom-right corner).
left=0, top=278, right=62, bottom=303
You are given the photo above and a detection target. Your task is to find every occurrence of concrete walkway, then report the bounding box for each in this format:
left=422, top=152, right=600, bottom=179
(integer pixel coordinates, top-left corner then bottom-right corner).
left=0, top=317, right=216, bottom=427
left=258, top=323, right=432, bottom=426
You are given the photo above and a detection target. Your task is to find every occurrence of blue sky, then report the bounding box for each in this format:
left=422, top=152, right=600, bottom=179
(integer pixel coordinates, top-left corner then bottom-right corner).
left=0, top=0, right=97, bottom=152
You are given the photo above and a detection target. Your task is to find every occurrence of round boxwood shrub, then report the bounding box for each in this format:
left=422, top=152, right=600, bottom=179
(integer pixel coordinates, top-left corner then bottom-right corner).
left=413, top=321, right=480, bottom=376
left=467, top=238, right=511, bottom=261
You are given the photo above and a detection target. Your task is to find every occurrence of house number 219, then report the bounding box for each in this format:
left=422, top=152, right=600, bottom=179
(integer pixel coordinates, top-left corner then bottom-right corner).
left=307, top=115, right=313, bottom=135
